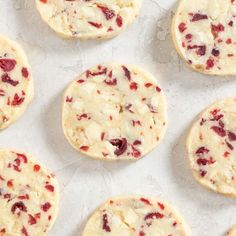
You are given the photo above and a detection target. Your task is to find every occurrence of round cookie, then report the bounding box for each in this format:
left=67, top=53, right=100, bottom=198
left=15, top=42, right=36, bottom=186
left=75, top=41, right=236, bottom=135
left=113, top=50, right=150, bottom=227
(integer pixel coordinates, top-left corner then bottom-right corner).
left=82, top=196, right=190, bottom=236
left=62, top=63, right=167, bottom=161
left=0, top=150, right=59, bottom=235
left=227, top=225, right=236, bottom=236
left=187, top=98, right=236, bottom=197
left=172, top=0, right=236, bottom=75
left=35, top=0, right=142, bottom=39
left=0, top=35, right=34, bottom=130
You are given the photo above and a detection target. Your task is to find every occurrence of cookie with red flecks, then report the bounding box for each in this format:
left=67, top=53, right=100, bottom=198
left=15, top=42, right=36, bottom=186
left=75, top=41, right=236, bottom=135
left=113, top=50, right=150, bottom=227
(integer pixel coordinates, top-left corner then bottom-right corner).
left=0, top=35, right=34, bottom=130
left=227, top=224, right=236, bottom=235
left=172, top=0, right=236, bottom=75
left=82, top=196, right=190, bottom=236
left=36, top=0, right=142, bottom=39
left=0, top=150, right=59, bottom=236
left=62, top=63, right=167, bottom=161
left=187, top=98, right=236, bottom=197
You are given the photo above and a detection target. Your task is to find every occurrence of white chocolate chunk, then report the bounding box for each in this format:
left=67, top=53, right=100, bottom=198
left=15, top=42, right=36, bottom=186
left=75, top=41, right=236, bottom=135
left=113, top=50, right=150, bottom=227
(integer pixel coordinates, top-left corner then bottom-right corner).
left=36, top=0, right=142, bottom=39
left=82, top=196, right=191, bottom=236
left=187, top=98, right=236, bottom=197
left=0, top=35, right=34, bottom=130
left=0, top=150, right=59, bottom=235
left=172, top=0, right=236, bottom=75
left=62, top=63, right=167, bottom=161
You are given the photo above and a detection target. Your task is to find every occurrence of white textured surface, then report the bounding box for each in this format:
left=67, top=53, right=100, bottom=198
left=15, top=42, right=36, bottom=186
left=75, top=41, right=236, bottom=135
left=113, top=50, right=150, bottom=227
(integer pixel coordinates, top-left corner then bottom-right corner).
left=0, top=0, right=236, bottom=235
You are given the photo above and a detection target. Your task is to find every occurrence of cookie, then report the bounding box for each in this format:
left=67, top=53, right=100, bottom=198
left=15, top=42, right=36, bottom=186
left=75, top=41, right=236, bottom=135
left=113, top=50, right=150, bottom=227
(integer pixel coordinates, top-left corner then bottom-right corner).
left=0, top=150, right=59, bottom=235
left=62, top=63, right=167, bottom=161
left=172, top=0, right=236, bottom=75
left=227, top=225, right=236, bottom=236
left=36, top=0, right=142, bottom=39
left=82, top=196, right=190, bottom=236
left=187, top=98, right=236, bottom=197
left=0, top=35, right=34, bottom=130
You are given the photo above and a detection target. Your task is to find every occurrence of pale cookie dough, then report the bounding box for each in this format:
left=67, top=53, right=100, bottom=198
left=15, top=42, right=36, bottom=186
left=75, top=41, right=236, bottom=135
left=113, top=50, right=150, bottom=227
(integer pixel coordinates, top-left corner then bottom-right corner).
left=187, top=98, right=236, bottom=197
left=36, top=0, right=142, bottom=39
left=82, top=196, right=190, bottom=236
left=172, top=0, right=236, bottom=75
left=227, top=225, right=236, bottom=236
left=0, top=150, right=59, bottom=235
left=62, top=63, right=167, bottom=161
left=0, top=35, right=34, bottom=130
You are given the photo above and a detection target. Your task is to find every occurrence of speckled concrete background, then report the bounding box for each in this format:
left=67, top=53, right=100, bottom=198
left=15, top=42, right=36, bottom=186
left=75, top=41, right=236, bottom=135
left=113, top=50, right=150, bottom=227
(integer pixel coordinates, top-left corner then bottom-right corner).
left=0, top=0, right=236, bottom=235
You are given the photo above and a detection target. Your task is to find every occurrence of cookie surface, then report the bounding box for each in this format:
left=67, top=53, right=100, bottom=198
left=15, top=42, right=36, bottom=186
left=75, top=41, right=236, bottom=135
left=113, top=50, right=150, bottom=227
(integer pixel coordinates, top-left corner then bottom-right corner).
left=227, top=225, right=236, bottom=236
left=187, top=98, right=236, bottom=197
left=62, top=63, right=167, bottom=161
left=172, top=0, right=236, bottom=75
left=82, top=196, right=190, bottom=236
left=0, top=150, right=59, bottom=235
left=0, top=35, right=33, bottom=130
left=36, top=0, right=142, bottom=39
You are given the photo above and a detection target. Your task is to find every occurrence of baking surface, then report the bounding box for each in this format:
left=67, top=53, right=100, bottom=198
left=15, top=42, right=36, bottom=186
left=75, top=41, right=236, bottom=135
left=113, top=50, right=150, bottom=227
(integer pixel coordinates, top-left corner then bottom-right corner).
left=0, top=0, right=236, bottom=235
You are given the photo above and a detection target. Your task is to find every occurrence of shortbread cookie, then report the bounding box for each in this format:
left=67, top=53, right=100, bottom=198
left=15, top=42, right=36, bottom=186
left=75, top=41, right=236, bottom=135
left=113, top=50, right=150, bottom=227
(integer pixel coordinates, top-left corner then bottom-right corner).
left=227, top=225, right=236, bottom=235
left=82, top=196, right=190, bottom=236
left=187, top=98, right=236, bottom=197
left=172, top=0, right=236, bottom=75
left=0, top=35, right=34, bottom=130
left=0, top=150, right=59, bottom=235
left=36, top=0, right=142, bottom=39
left=62, top=63, right=167, bottom=161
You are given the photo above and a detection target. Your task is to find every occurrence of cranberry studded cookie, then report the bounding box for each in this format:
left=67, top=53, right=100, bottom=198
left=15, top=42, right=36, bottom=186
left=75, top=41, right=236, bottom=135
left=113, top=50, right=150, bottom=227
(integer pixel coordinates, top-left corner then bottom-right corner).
left=0, top=150, right=59, bottom=235
left=82, top=196, right=190, bottom=236
left=227, top=225, right=236, bottom=235
left=62, top=63, right=167, bottom=161
left=187, top=98, right=236, bottom=197
left=172, top=0, right=236, bottom=75
left=36, top=0, right=142, bottom=39
left=0, top=35, right=34, bottom=130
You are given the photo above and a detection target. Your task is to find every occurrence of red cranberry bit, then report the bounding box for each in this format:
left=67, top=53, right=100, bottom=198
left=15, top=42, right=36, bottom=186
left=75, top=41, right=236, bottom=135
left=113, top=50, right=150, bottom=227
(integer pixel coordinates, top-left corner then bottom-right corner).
left=191, top=13, right=208, bottom=22
left=131, top=145, right=141, bottom=158
left=97, top=5, right=115, bottom=20
left=21, top=226, right=29, bottom=236
left=41, top=202, right=51, bottom=212
left=156, top=86, right=161, bottom=92
left=16, top=153, right=28, bottom=163
left=226, top=38, right=232, bottom=44
left=196, top=147, right=209, bottom=155
left=1, top=73, right=19, bottom=86
left=110, top=138, right=127, bottom=156
left=206, top=58, right=214, bottom=70
left=18, top=194, right=29, bottom=200
left=7, top=179, right=13, bottom=188
left=196, top=45, right=206, bottom=56
left=211, top=48, right=220, bottom=57
left=28, top=214, right=37, bottom=225
left=104, top=78, right=117, bottom=86
left=133, top=140, right=142, bottom=146
left=196, top=158, right=208, bottom=166
left=11, top=93, right=25, bottom=106
left=102, top=214, right=111, bottom=232
left=11, top=201, right=27, bottom=214
left=33, top=164, right=41, bottom=172
left=200, top=170, right=207, bottom=177
left=122, top=66, right=131, bottom=80
left=178, top=22, right=186, bottom=33
left=211, top=126, right=226, bottom=137
left=88, top=21, right=102, bottom=29
left=45, top=184, right=54, bottom=192
left=0, top=59, right=16, bottom=72
left=157, top=202, right=165, bottom=210
left=116, top=15, right=123, bottom=27
left=21, top=68, right=29, bottom=78
left=66, top=96, right=73, bottom=103
left=80, top=146, right=89, bottom=152
left=139, top=231, right=145, bottom=236
left=211, top=23, right=225, bottom=39
left=140, top=198, right=152, bottom=205
left=226, top=140, right=234, bottom=150
left=228, top=131, right=236, bottom=141
left=144, top=212, right=164, bottom=221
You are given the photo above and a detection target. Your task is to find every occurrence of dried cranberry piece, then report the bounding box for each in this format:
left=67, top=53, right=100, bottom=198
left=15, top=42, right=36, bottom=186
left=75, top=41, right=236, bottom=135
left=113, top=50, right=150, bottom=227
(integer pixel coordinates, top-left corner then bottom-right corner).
left=191, top=13, right=208, bottom=22
left=211, top=48, right=220, bottom=57
left=97, top=5, right=115, bottom=20
left=211, top=126, right=226, bottom=137
left=1, top=73, right=19, bottom=86
left=228, top=131, right=236, bottom=141
left=109, top=138, right=127, bottom=156
left=0, top=59, right=16, bottom=72
left=102, top=214, right=111, bottom=232
left=144, top=212, right=164, bottom=221
left=178, top=22, right=186, bottom=33
left=140, top=198, right=152, bottom=205
left=11, top=201, right=27, bottom=214
left=21, top=226, right=29, bottom=236
left=196, top=147, right=209, bottom=155
left=41, top=202, right=51, bottom=212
